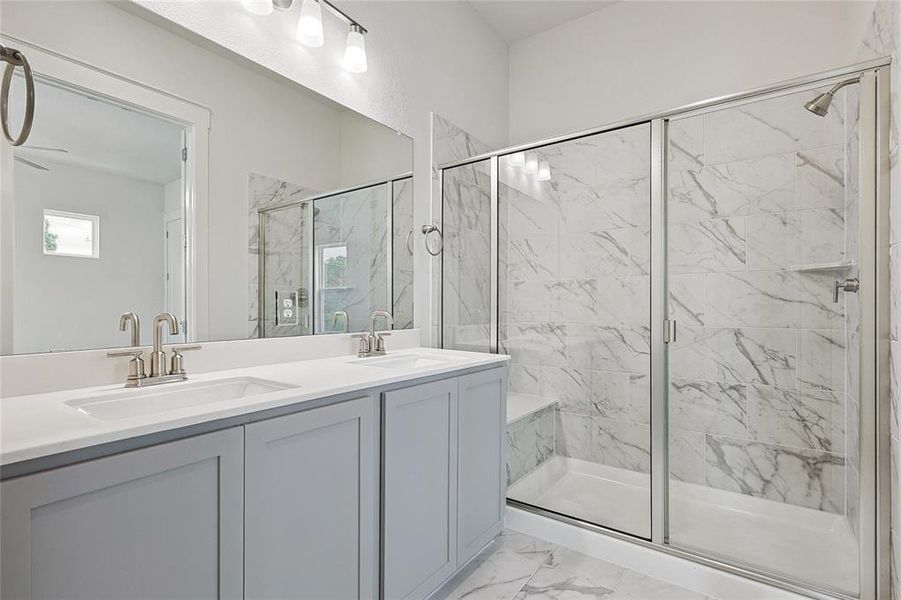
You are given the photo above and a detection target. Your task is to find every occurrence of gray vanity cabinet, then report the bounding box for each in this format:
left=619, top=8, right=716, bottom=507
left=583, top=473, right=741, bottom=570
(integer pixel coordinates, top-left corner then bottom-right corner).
left=0, top=427, right=244, bottom=600
left=382, top=367, right=506, bottom=600
left=456, top=368, right=507, bottom=566
left=244, top=395, right=379, bottom=600
left=382, top=378, right=459, bottom=600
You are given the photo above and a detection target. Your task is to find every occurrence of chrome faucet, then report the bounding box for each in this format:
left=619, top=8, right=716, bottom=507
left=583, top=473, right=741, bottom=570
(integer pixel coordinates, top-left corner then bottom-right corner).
left=331, top=310, right=349, bottom=334
left=107, top=312, right=201, bottom=387
left=118, top=312, right=141, bottom=346
left=354, top=310, right=393, bottom=357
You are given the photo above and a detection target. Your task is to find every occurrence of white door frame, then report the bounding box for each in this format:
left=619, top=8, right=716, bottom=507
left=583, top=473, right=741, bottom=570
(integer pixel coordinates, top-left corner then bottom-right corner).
left=0, top=34, right=210, bottom=345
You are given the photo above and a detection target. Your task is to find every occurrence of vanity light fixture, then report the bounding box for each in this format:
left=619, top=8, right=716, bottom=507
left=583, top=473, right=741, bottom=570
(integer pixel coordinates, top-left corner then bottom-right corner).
left=537, top=160, right=551, bottom=181
left=242, top=0, right=274, bottom=16
left=242, top=0, right=368, bottom=74
left=344, top=24, right=368, bottom=73
left=524, top=152, right=539, bottom=174
left=509, top=152, right=525, bottom=168
left=296, top=0, right=324, bottom=47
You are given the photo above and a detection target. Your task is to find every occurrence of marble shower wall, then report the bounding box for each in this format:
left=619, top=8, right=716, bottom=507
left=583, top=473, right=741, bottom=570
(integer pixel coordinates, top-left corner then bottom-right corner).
left=249, top=173, right=317, bottom=339
left=667, top=84, right=857, bottom=514
left=432, top=114, right=493, bottom=346
left=498, top=124, right=653, bottom=477
left=855, top=3, right=901, bottom=597
left=393, top=177, right=415, bottom=330
left=442, top=159, right=493, bottom=352
left=314, top=184, right=390, bottom=333
left=252, top=173, right=412, bottom=338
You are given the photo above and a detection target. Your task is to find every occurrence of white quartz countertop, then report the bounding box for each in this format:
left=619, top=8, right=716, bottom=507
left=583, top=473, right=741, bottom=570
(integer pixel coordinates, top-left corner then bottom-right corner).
left=0, top=347, right=508, bottom=467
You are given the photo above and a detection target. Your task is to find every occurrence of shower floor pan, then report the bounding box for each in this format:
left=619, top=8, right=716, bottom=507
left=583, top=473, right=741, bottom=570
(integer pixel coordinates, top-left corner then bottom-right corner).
left=508, top=455, right=858, bottom=594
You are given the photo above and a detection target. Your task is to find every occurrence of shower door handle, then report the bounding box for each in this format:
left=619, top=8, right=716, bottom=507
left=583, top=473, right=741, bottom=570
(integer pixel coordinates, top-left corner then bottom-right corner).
left=833, top=278, right=859, bottom=303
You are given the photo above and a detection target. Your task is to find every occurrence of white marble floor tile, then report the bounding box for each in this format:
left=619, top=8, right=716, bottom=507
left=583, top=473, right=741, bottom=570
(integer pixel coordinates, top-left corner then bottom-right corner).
left=435, top=530, right=714, bottom=600
left=434, top=530, right=554, bottom=600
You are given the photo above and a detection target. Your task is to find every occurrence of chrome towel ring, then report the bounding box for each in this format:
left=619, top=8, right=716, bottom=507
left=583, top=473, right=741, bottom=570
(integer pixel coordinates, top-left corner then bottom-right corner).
left=0, top=44, right=35, bottom=147
left=421, top=224, right=443, bottom=256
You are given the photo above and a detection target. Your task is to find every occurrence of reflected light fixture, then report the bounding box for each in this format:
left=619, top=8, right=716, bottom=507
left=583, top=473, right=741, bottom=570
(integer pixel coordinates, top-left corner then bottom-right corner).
left=344, top=24, right=368, bottom=73
left=537, top=160, right=551, bottom=181
left=509, top=152, right=525, bottom=168
left=524, top=152, right=539, bottom=174
left=242, top=0, right=274, bottom=15
left=296, top=0, right=324, bottom=47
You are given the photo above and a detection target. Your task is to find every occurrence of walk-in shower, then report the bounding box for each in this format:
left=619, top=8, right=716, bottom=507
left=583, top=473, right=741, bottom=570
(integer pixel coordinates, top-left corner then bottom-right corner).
left=438, top=59, right=891, bottom=600
left=256, top=173, right=414, bottom=337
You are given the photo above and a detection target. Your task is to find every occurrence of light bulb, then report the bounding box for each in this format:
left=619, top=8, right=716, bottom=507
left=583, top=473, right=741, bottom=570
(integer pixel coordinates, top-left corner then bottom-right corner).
left=344, top=24, right=368, bottom=73
left=296, top=0, right=324, bottom=47
left=524, top=152, right=539, bottom=174
left=509, top=152, right=525, bottom=168
left=537, top=160, right=551, bottom=181
left=242, top=0, right=273, bottom=15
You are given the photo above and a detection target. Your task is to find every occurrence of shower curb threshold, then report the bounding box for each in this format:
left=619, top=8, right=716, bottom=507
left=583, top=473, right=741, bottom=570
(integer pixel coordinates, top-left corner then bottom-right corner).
left=506, top=506, right=818, bottom=600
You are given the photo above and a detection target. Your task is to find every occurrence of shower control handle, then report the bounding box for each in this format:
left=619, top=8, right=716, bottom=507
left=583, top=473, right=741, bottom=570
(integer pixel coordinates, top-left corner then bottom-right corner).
left=833, top=278, right=859, bottom=303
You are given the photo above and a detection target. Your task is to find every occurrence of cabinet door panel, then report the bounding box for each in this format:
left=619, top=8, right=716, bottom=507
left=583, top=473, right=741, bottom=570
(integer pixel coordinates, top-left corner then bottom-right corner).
left=244, top=396, right=378, bottom=600
left=382, top=379, right=458, bottom=600
left=457, top=368, right=506, bottom=565
left=1, top=428, right=243, bottom=600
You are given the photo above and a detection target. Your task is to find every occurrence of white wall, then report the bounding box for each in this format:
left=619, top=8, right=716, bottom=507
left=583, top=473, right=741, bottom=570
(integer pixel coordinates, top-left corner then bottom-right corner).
left=13, top=160, right=165, bottom=353
left=339, top=110, right=412, bottom=186
left=508, top=0, right=876, bottom=144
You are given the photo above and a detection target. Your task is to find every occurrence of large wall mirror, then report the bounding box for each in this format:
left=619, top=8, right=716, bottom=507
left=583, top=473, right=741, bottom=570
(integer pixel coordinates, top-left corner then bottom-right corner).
left=0, top=0, right=414, bottom=355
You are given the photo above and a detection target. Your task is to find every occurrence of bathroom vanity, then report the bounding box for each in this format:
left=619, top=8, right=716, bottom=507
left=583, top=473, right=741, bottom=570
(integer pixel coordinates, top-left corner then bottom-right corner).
left=0, top=348, right=507, bottom=600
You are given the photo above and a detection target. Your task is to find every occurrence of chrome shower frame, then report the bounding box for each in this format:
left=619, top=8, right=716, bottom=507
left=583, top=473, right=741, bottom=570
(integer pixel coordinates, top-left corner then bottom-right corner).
left=437, top=57, right=892, bottom=600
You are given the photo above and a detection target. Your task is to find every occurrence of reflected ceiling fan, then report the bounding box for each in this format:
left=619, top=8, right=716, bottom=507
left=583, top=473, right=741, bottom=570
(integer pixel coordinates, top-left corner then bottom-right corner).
left=13, top=145, right=69, bottom=171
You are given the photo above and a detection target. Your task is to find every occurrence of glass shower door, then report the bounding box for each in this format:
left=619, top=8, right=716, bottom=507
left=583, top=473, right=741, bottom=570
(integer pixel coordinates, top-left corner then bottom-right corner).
left=500, top=124, right=652, bottom=538
left=441, top=159, right=493, bottom=353
left=665, top=81, right=861, bottom=595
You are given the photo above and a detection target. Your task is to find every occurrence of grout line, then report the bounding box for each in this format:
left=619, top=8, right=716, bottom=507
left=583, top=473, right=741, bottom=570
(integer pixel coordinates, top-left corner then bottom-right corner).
left=508, top=545, right=557, bottom=600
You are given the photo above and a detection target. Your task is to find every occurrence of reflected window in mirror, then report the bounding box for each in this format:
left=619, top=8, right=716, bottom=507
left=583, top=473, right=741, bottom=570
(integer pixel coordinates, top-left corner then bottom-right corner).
left=42, top=210, right=100, bottom=259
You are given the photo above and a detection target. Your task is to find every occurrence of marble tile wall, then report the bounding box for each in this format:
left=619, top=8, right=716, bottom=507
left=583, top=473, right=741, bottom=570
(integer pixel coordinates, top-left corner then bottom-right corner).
left=252, top=173, right=411, bottom=338
left=432, top=114, right=493, bottom=346
left=856, top=3, right=901, bottom=597
left=507, top=406, right=555, bottom=486
left=392, top=177, right=415, bottom=330
left=442, top=159, right=493, bottom=352
left=498, top=124, right=654, bottom=476
left=313, top=184, right=390, bottom=333
left=248, top=173, right=317, bottom=338
left=666, top=85, right=856, bottom=514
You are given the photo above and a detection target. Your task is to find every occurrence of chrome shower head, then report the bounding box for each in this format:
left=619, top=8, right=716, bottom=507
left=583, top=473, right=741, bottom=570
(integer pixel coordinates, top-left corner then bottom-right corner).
left=803, top=78, right=859, bottom=117
left=804, top=92, right=833, bottom=117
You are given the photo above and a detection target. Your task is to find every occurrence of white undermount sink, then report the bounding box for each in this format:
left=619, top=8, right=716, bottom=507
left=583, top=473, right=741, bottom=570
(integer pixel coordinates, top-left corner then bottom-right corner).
left=349, top=353, right=457, bottom=371
left=65, top=377, right=295, bottom=421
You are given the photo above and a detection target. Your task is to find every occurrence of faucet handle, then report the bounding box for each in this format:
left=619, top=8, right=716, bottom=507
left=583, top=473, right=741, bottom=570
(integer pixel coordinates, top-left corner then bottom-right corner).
left=106, top=349, right=146, bottom=383
left=169, top=345, right=200, bottom=376
left=351, top=333, right=371, bottom=356
left=375, top=332, right=391, bottom=353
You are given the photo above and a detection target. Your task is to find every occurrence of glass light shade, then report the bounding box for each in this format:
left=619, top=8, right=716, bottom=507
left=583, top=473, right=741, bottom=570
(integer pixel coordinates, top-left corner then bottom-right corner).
left=524, top=152, right=539, bottom=174
left=509, top=152, right=526, bottom=168
left=296, top=0, right=324, bottom=47
left=242, top=0, right=273, bottom=15
left=537, top=160, right=551, bottom=181
left=344, top=28, right=368, bottom=73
